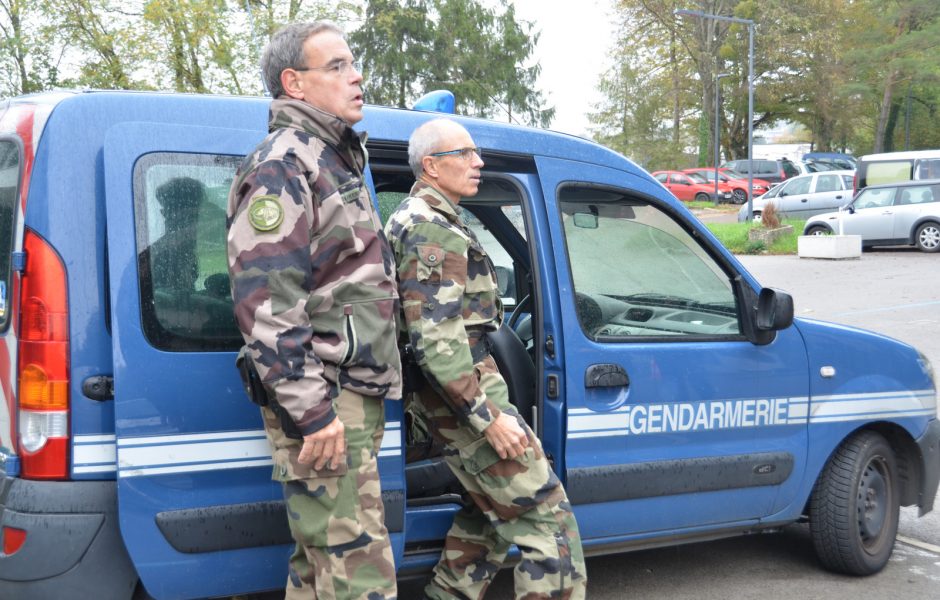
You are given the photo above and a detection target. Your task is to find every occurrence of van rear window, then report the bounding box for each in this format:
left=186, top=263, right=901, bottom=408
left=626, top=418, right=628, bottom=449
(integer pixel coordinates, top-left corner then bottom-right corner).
left=866, top=161, right=911, bottom=187
left=0, top=138, right=21, bottom=332
left=133, top=152, right=242, bottom=351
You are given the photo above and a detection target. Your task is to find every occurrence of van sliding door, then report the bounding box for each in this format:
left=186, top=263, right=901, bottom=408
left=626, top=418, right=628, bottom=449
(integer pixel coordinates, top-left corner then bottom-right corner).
left=103, top=122, right=405, bottom=599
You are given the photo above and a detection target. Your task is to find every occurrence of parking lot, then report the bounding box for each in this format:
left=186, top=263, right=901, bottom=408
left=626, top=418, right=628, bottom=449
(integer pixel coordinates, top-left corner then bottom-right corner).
left=411, top=248, right=940, bottom=599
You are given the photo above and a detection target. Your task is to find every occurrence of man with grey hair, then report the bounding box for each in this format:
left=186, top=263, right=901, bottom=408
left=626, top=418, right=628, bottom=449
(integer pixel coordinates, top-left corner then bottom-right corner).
left=227, top=21, right=400, bottom=599
left=385, top=118, right=587, bottom=599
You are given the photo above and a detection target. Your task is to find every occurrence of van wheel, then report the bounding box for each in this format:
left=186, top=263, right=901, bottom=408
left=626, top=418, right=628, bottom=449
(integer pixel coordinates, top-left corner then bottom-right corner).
left=694, top=192, right=710, bottom=203
left=809, top=430, right=899, bottom=575
left=914, top=222, right=940, bottom=252
left=751, top=211, right=762, bottom=224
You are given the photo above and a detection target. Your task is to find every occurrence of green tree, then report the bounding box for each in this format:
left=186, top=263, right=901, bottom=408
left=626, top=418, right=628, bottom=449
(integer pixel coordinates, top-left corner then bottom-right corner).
left=842, top=0, right=940, bottom=153
left=0, top=0, right=61, bottom=95
left=350, top=0, right=553, bottom=127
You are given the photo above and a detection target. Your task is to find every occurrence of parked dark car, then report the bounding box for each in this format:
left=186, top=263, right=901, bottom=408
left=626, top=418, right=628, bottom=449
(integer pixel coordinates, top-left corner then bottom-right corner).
left=721, top=158, right=799, bottom=184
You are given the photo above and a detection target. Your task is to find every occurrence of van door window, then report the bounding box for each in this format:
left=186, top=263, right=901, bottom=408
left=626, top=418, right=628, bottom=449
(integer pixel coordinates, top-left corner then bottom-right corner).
left=914, top=158, right=940, bottom=180
left=134, top=152, right=242, bottom=351
left=0, top=139, right=20, bottom=332
left=376, top=178, right=528, bottom=309
left=559, top=187, right=740, bottom=340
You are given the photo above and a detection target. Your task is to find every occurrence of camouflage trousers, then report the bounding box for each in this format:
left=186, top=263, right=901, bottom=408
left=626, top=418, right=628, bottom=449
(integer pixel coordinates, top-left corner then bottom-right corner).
left=412, top=356, right=587, bottom=600
left=263, top=389, right=397, bottom=600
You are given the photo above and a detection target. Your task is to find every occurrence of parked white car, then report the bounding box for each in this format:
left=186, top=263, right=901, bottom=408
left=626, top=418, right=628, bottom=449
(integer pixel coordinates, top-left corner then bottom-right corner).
left=803, top=179, right=940, bottom=252
left=737, top=170, right=855, bottom=222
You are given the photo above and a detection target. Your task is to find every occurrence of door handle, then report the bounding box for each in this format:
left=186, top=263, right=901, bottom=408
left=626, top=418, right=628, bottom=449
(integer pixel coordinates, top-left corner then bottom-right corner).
left=585, top=364, right=629, bottom=388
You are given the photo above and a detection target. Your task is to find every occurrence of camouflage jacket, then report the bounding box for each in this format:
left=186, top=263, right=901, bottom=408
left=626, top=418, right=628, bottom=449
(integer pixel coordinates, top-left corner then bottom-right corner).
left=227, top=99, right=402, bottom=436
left=384, top=181, right=507, bottom=435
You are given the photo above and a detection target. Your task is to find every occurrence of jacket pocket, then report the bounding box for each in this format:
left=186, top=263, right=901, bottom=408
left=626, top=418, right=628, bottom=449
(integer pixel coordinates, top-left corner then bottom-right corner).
left=464, top=242, right=497, bottom=294
left=340, top=295, right=399, bottom=370
left=416, top=242, right=444, bottom=283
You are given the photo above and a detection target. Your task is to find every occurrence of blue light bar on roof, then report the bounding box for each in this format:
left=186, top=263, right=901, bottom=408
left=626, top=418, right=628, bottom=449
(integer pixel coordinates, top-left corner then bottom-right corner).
left=411, top=90, right=455, bottom=114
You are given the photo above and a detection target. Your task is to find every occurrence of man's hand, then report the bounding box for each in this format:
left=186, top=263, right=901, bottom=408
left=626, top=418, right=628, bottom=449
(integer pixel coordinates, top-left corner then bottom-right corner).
left=298, top=417, right=346, bottom=470
left=483, top=413, right=529, bottom=460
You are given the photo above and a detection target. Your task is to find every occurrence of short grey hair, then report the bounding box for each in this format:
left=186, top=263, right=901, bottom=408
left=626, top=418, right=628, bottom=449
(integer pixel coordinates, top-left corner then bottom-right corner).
left=261, top=21, right=343, bottom=98
left=408, top=118, right=466, bottom=178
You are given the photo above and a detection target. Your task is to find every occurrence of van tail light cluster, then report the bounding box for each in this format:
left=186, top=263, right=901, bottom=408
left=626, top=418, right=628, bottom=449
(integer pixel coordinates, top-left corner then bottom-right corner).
left=17, top=229, right=70, bottom=479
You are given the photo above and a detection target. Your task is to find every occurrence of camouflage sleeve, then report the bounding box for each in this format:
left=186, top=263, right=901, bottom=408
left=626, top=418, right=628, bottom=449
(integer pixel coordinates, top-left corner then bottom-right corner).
left=227, top=158, right=335, bottom=435
left=396, top=220, right=499, bottom=435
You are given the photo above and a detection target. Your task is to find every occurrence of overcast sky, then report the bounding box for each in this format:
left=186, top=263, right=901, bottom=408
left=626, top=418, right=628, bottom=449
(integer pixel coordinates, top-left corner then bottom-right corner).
left=508, top=0, right=617, bottom=137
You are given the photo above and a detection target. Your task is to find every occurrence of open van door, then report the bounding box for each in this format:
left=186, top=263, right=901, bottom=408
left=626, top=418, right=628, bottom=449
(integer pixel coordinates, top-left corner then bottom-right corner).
left=534, top=156, right=810, bottom=542
left=103, top=121, right=405, bottom=598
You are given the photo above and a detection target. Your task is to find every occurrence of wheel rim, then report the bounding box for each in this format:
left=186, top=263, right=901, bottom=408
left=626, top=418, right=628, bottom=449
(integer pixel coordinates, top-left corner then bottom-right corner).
left=857, top=455, right=891, bottom=552
left=918, top=225, right=940, bottom=249
left=810, top=228, right=826, bottom=236
left=733, top=189, right=746, bottom=204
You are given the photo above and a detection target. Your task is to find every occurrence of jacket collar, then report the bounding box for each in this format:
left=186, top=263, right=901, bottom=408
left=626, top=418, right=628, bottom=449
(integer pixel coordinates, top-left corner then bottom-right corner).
left=409, top=181, right=461, bottom=223
left=268, top=98, right=367, bottom=169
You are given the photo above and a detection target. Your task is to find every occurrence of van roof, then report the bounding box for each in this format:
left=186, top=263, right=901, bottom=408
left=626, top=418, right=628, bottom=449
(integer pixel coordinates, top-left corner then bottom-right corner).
left=863, top=177, right=940, bottom=190
left=5, top=89, right=637, bottom=174
left=859, top=149, right=940, bottom=161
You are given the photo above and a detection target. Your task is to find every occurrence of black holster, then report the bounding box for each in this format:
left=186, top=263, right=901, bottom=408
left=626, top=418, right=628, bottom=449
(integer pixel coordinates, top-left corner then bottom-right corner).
left=236, top=347, right=269, bottom=407
left=401, top=343, right=427, bottom=395
left=235, top=347, right=303, bottom=440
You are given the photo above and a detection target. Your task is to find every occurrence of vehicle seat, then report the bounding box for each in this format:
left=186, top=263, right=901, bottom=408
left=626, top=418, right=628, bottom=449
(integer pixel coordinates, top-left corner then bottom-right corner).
left=404, top=323, right=536, bottom=500
left=487, top=322, right=536, bottom=424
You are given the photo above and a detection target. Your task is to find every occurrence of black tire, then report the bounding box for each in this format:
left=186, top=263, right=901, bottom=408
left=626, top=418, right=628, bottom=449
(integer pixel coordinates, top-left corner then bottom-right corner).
left=806, top=225, right=830, bottom=236
left=694, top=192, right=710, bottom=203
left=809, top=430, right=899, bottom=575
left=732, top=188, right=747, bottom=204
left=914, top=221, right=940, bottom=252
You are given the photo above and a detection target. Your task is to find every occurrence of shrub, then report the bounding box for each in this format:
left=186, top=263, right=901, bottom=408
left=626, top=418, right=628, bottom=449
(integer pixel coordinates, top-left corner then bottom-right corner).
left=761, top=202, right=780, bottom=228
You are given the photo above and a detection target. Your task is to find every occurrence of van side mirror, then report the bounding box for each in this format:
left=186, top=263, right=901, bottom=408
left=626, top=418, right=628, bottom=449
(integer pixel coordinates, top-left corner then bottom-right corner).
left=734, top=278, right=794, bottom=346
left=756, top=288, right=794, bottom=331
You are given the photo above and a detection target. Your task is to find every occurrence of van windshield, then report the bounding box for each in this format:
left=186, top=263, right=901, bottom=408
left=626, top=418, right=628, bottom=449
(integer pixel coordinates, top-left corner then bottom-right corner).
left=0, top=139, right=20, bottom=332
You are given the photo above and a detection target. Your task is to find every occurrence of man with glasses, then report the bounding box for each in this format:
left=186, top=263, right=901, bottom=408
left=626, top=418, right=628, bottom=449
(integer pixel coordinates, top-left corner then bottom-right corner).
left=385, top=118, right=587, bottom=600
left=227, top=22, right=400, bottom=599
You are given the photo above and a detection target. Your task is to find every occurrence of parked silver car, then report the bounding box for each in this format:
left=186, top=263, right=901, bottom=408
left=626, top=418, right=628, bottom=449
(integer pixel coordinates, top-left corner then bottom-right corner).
left=737, top=170, right=855, bottom=222
left=803, top=179, right=940, bottom=252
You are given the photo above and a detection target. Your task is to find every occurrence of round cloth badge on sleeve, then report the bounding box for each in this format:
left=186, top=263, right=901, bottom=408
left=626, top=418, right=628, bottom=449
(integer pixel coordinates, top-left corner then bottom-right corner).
left=248, top=196, right=284, bottom=232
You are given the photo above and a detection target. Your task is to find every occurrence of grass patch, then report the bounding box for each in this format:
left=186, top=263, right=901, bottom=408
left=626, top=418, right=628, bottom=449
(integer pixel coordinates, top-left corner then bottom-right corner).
left=707, top=218, right=805, bottom=254
left=686, top=200, right=717, bottom=210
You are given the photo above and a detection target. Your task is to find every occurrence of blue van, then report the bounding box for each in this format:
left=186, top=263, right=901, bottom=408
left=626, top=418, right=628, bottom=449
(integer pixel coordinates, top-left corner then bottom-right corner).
left=1, top=91, right=938, bottom=599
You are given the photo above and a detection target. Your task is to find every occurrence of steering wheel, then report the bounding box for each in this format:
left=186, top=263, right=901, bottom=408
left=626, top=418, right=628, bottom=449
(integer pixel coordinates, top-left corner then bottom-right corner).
left=508, top=294, right=532, bottom=329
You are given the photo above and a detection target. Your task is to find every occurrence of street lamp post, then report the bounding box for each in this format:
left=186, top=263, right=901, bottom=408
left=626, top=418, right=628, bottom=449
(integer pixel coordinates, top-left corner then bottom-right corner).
left=676, top=9, right=755, bottom=219
left=714, top=73, right=731, bottom=202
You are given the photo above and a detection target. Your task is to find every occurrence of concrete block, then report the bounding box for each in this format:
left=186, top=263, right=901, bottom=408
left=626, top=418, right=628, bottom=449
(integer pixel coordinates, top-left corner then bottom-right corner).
left=798, top=235, right=862, bottom=259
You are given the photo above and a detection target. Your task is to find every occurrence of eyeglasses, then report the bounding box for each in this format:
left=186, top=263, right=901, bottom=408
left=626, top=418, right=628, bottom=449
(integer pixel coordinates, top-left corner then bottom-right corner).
left=294, top=59, right=362, bottom=76
left=429, top=147, right=483, bottom=160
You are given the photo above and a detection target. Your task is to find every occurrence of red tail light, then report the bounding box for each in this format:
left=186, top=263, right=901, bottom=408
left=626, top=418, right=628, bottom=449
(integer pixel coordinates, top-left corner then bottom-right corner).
left=17, top=229, right=70, bottom=479
left=2, top=526, right=27, bottom=555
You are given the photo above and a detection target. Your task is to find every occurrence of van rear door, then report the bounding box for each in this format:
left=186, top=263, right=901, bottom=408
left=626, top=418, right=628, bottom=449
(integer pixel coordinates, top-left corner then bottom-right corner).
left=535, top=156, right=810, bottom=542
left=103, top=122, right=405, bottom=598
